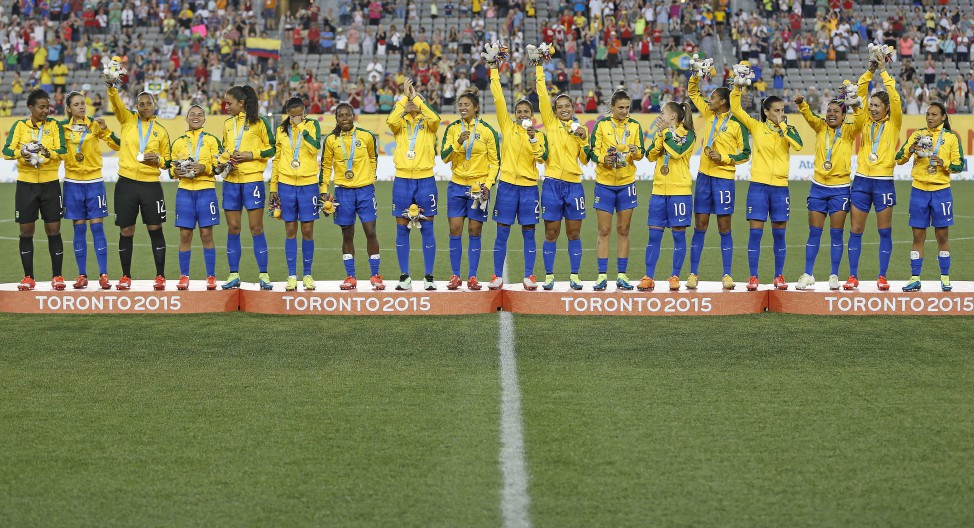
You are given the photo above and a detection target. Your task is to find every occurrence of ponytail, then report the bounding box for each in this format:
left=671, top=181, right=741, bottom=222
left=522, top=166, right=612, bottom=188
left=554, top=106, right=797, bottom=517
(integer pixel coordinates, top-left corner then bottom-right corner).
left=227, top=85, right=260, bottom=124
left=662, top=101, right=694, bottom=133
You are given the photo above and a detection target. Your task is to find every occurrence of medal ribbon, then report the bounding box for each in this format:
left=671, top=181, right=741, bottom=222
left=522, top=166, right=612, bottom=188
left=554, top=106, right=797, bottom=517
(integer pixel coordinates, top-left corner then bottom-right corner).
left=929, top=127, right=946, bottom=172
left=339, top=129, right=358, bottom=173
left=289, top=121, right=302, bottom=166
left=824, top=126, right=842, bottom=166
left=75, top=120, right=88, bottom=156
left=232, top=115, right=245, bottom=152
left=870, top=121, right=885, bottom=160
left=137, top=117, right=155, bottom=155
left=407, top=118, right=424, bottom=154
left=699, top=113, right=731, bottom=154
left=462, top=117, right=479, bottom=161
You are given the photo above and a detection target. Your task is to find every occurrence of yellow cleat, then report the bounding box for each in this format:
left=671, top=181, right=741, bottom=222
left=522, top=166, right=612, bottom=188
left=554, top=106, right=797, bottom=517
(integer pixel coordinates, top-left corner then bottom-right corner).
left=284, top=276, right=298, bottom=291
left=722, top=274, right=736, bottom=290
left=303, top=275, right=316, bottom=290
left=686, top=273, right=699, bottom=290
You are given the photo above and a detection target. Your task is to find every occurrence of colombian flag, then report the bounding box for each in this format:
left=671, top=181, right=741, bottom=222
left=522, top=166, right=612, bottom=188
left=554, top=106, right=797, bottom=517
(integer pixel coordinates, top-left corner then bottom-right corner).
left=246, top=38, right=282, bottom=59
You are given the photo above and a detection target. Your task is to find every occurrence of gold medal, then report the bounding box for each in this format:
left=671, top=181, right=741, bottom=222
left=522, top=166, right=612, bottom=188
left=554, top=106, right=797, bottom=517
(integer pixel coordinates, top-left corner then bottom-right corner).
left=344, top=170, right=354, bottom=180
left=291, top=160, right=301, bottom=169
left=927, top=164, right=938, bottom=174
left=660, top=166, right=670, bottom=175
left=75, top=153, right=85, bottom=162
left=823, top=161, right=832, bottom=171
left=867, top=153, right=878, bottom=163
left=704, top=146, right=713, bottom=157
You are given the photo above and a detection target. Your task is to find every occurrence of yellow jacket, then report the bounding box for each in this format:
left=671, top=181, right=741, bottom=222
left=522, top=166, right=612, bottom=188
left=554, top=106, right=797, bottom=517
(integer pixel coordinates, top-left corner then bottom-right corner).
left=688, top=75, right=751, bottom=179
left=646, top=124, right=697, bottom=196
left=270, top=118, right=324, bottom=193
left=219, top=112, right=276, bottom=184
left=1, top=117, right=67, bottom=183
left=170, top=129, right=222, bottom=191
left=61, top=116, right=120, bottom=181
left=322, top=127, right=378, bottom=189
left=440, top=117, right=500, bottom=187
left=895, top=125, right=964, bottom=191
left=585, top=116, right=645, bottom=186
left=730, top=87, right=803, bottom=187
left=108, top=86, right=173, bottom=182
left=856, top=69, right=901, bottom=178
left=797, top=102, right=865, bottom=187
left=489, top=68, right=547, bottom=186
left=387, top=95, right=440, bottom=179
left=536, top=65, right=589, bottom=182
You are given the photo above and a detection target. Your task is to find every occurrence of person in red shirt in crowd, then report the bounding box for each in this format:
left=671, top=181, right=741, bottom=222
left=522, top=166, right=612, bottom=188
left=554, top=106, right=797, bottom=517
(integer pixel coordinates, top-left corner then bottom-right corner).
left=194, top=62, right=208, bottom=83
left=308, top=25, right=321, bottom=54
left=542, top=23, right=555, bottom=44
left=585, top=91, right=598, bottom=112
left=640, top=36, right=651, bottom=61
left=293, top=27, right=304, bottom=54
left=90, top=50, right=101, bottom=71
left=789, top=11, right=801, bottom=31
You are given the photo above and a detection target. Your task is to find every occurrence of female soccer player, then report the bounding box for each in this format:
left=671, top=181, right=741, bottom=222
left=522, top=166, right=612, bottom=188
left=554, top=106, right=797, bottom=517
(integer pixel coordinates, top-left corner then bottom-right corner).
left=535, top=57, right=590, bottom=290
left=586, top=90, right=644, bottom=291
left=638, top=101, right=696, bottom=292
left=321, top=102, right=384, bottom=290
left=219, top=85, right=276, bottom=290
left=687, top=71, right=751, bottom=290
left=61, top=90, right=120, bottom=289
left=730, top=88, right=803, bottom=291
left=387, top=78, right=441, bottom=291
left=170, top=104, right=223, bottom=291
left=487, top=62, right=547, bottom=291
left=793, top=92, right=865, bottom=291
left=895, top=101, right=963, bottom=292
left=3, top=89, right=67, bottom=291
left=845, top=59, right=902, bottom=291
left=269, top=96, right=324, bottom=292
left=440, top=87, right=500, bottom=290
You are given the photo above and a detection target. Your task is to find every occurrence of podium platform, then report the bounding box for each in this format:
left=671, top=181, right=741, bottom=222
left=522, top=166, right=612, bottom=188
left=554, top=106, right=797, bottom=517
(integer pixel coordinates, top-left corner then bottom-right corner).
left=768, top=281, right=974, bottom=316
left=0, top=280, right=239, bottom=314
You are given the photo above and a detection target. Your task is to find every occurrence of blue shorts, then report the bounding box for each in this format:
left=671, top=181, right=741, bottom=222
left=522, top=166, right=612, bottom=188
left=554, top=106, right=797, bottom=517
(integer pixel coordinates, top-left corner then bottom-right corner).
left=647, top=194, right=692, bottom=228
left=222, top=181, right=266, bottom=211
left=492, top=181, right=540, bottom=225
left=693, top=172, right=735, bottom=216
left=807, top=183, right=851, bottom=216
left=278, top=182, right=319, bottom=222
left=334, top=185, right=378, bottom=226
left=392, top=176, right=438, bottom=217
left=745, top=182, right=791, bottom=223
left=850, top=176, right=896, bottom=213
left=541, top=178, right=586, bottom=222
left=909, top=187, right=954, bottom=229
left=63, top=180, right=108, bottom=220
left=175, top=188, right=220, bottom=229
left=594, top=183, right=638, bottom=213
left=447, top=181, right=489, bottom=222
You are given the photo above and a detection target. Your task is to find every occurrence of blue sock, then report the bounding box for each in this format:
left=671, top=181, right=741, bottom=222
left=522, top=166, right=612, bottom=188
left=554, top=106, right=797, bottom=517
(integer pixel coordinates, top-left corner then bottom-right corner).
left=848, top=232, right=863, bottom=277
left=805, top=226, right=823, bottom=275
left=179, top=250, right=191, bottom=276
left=939, top=251, right=950, bottom=275
left=253, top=233, right=269, bottom=273
left=494, top=226, right=511, bottom=276
left=671, top=230, right=687, bottom=277
left=396, top=224, right=410, bottom=275
left=568, top=239, right=582, bottom=274
left=468, top=235, right=482, bottom=277
left=285, top=237, right=297, bottom=276
left=302, top=238, right=315, bottom=276
left=449, top=235, right=462, bottom=276
left=645, top=228, right=663, bottom=278
left=719, top=230, right=733, bottom=276
left=597, top=258, right=608, bottom=274
left=911, top=252, right=923, bottom=276
left=90, top=222, right=108, bottom=275
left=523, top=229, right=537, bottom=277
left=689, top=229, right=706, bottom=275
left=73, top=223, right=88, bottom=276
left=617, top=257, right=628, bottom=274
left=204, top=247, right=216, bottom=277
left=420, top=221, right=436, bottom=276
left=772, top=228, right=787, bottom=277
left=878, top=228, right=892, bottom=277
left=829, top=228, right=844, bottom=276
left=543, top=240, right=556, bottom=274
left=227, top=233, right=242, bottom=273
left=343, top=253, right=356, bottom=276
left=369, top=254, right=381, bottom=276
left=748, top=228, right=763, bottom=277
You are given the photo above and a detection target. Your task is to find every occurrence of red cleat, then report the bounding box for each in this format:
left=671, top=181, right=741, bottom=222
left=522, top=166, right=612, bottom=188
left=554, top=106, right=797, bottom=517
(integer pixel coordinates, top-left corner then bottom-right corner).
left=51, top=276, right=66, bottom=291
left=746, top=276, right=760, bottom=291
left=73, top=275, right=88, bottom=289
left=340, top=276, right=358, bottom=290
left=370, top=274, right=385, bottom=291
left=99, top=274, right=112, bottom=289
left=116, top=275, right=132, bottom=290
left=176, top=275, right=190, bottom=291
left=842, top=275, right=859, bottom=291
left=447, top=274, right=462, bottom=290
left=877, top=275, right=890, bottom=291
left=773, top=274, right=788, bottom=290
left=17, top=276, right=36, bottom=291
left=153, top=275, right=166, bottom=291
left=467, top=275, right=482, bottom=290
left=206, top=276, right=217, bottom=290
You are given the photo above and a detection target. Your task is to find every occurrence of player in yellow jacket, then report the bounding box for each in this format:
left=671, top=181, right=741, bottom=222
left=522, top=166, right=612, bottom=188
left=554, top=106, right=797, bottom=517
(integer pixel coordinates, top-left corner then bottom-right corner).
left=687, top=71, right=751, bottom=290
left=730, top=87, right=803, bottom=291
left=895, top=101, right=964, bottom=293
left=321, top=102, right=384, bottom=291
left=2, top=89, right=67, bottom=291
left=219, top=85, right=276, bottom=291
left=440, top=87, right=500, bottom=291
left=845, top=61, right=902, bottom=291
left=269, top=96, right=324, bottom=292
left=584, top=90, right=645, bottom=291
left=387, top=78, right=441, bottom=291
left=637, top=102, right=697, bottom=292
left=61, top=90, right=120, bottom=290
left=108, top=84, right=173, bottom=291
left=170, top=104, right=223, bottom=291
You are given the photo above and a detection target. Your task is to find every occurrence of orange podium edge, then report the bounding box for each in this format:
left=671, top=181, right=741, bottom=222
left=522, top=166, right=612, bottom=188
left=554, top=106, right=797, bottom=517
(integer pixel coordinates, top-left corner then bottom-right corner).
left=769, top=281, right=974, bottom=316
left=0, top=280, right=239, bottom=314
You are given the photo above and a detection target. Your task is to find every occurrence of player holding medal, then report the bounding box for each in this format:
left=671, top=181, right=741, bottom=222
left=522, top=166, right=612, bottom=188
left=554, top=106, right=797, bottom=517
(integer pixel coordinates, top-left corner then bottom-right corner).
left=60, top=91, right=121, bottom=289
left=321, top=102, right=384, bottom=290
left=269, top=96, right=324, bottom=292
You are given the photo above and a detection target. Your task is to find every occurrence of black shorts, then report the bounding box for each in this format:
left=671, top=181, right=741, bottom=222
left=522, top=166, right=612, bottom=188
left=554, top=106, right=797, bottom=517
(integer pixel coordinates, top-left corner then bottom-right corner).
left=15, top=180, right=63, bottom=224
left=114, top=177, right=167, bottom=226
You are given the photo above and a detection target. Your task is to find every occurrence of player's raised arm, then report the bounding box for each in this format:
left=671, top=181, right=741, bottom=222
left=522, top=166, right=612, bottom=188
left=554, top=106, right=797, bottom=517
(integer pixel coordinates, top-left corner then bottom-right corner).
left=878, top=69, right=902, bottom=130
left=729, top=86, right=760, bottom=134
left=535, top=65, right=555, bottom=130
left=489, top=67, right=510, bottom=126
left=796, top=95, right=825, bottom=133
left=107, top=86, right=132, bottom=125
left=386, top=94, right=408, bottom=134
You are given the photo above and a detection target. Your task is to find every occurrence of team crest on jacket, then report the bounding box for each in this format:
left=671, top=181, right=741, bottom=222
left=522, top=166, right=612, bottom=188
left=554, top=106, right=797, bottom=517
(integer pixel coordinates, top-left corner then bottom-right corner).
left=355, top=139, right=363, bottom=147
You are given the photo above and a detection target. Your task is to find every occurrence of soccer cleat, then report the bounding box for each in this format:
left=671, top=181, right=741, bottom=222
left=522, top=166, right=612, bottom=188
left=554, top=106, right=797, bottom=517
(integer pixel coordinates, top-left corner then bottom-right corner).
left=722, top=274, right=736, bottom=290
left=222, top=272, right=241, bottom=290
left=746, top=276, right=759, bottom=291
left=396, top=274, right=412, bottom=290
left=99, top=274, right=112, bottom=290
left=593, top=273, right=608, bottom=291
left=569, top=274, right=583, bottom=290
left=206, top=276, right=217, bottom=290
left=340, top=276, right=358, bottom=290
left=73, top=275, right=88, bottom=289
left=637, top=276, right=655, bottom=292
left=258, top=273, right=273, bottom=290
left=447, top=274, right=462, bottom=290
left=51, top=276, right=66, bottom=291
left=902, top=280, right=921, bottom=292
left=523, top=275, right=539, bottom=291
left=616, top=274, right=634, bottom=291
left=487, top=275, right=504, bottom=290
left=668, top=275, right=681, bottom=291
left=176, top=275, right=190, bottom=291
left=284, top=276, right=298, bottom=291
left=796, top=273, right=815, bottom=290
left=153, top=275, right=166, bottom=291
left=424, top=274, right=436, bottom=291
left=773, top=274, right=788, bottom=290
left=467, top=276, right=482, bottom=290
left=303, top=275, right=316, bottom=290
left=877, top=275, right=890, bottom=291
left=686, top=273, right=699, bottom=290
left=828, top=274, right=840, bottom=291
left=542, top=274, right=555, bottom=291
left=942, top=278, right=953, bottom=292
left=371, top=274, right=386, bottom=291
left=116, top=275, right=132, bottom=290
left=17, top=276, right=36, bottom=291
left=842, top=275, right=859, bottom=290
